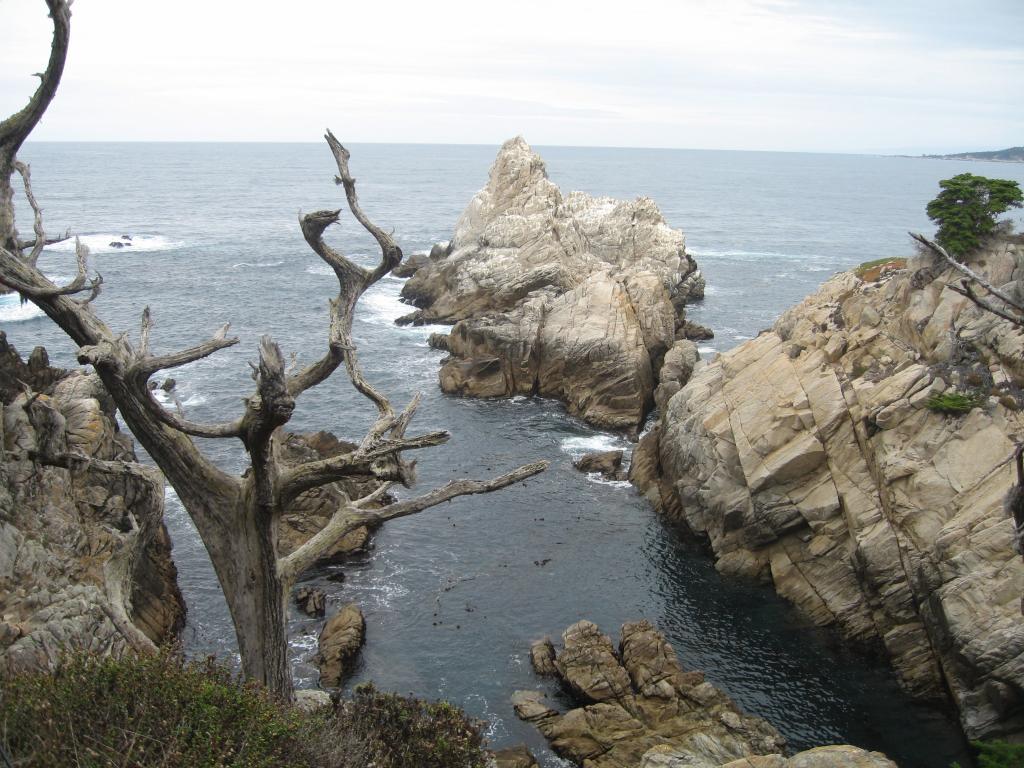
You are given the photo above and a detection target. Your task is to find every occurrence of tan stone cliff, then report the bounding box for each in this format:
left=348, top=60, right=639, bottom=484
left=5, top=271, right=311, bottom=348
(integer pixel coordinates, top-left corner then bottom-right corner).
left=632, top=238, right=1024, bottom=739
left=0, top=334, right=184, bottom=673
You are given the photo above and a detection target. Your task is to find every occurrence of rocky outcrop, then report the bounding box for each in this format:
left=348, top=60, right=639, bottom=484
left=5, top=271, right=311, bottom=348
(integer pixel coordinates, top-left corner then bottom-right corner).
left=398, top=138, right=705, bottom=434
left=0, top=334, right=184, bottom=674
left=514, top=620, right=785, bottom=768
left=640, top=744, right=897, bottom=768
left=316, top=602, right=365, bottom=687
left=492, top=745, right=540, bottom=768
left=637, top=238, right=1024, bottom=739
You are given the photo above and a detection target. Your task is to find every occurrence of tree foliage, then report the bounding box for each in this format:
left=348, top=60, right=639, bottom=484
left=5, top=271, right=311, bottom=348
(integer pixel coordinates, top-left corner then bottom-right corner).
left=926, top=173, right=1023, bottom=257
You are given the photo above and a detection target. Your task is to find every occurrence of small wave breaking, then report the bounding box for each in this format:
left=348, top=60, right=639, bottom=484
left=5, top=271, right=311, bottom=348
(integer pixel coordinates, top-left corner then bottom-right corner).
left=0, top=293, right=44, bottom=323
left=46, top=233, right=184, bottom=255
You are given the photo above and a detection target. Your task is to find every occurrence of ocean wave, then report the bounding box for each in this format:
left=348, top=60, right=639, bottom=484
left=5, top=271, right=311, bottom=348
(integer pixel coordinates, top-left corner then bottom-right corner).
left=46, top=233, right=184, bottom=254
left=690, top=247, right=824, bottom=261
left=232, top=261, right=284, bottom=269
left=559, top=434, right=630, bottom=460
left=0, top=293, right=44, bottom=322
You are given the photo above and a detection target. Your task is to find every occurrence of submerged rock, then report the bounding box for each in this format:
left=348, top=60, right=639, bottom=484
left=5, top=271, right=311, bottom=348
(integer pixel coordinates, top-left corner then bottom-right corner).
left=638, top=237, right=1024, bottom=739
left=400, top=137, right=704, bottom=434
left=514, top=620, right=785, bottom=768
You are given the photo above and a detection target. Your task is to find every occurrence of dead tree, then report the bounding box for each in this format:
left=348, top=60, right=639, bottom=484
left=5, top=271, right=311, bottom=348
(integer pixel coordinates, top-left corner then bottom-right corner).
left=0, top=1, right=546, bottom=699
left=910, top=232, right=1024, bottom=329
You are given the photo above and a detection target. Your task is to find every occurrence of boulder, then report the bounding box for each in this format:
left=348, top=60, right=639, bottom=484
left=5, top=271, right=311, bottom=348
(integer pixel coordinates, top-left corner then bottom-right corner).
left=514, top=620, right=785, bottom=768
left=295, top=586, right=326, bottom=617
left=316, top=603, right=365, bottom=687
left=400, top=137, right=705, bottom=433
left=640, top=744, right=897, bottom=768
left=492, top=744, right=540, bottom=768
left=574, top=450, right=625, bottom=480
left=643, top=237, right=1024, bottom=739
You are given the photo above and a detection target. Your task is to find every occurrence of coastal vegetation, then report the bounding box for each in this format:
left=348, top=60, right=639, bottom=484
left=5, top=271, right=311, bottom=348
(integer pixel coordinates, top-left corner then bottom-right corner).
left=925, top=390, right=988, bottom=415
left=0, top=651, right=489, bottom=768
left=925, top=173, right=1023, bottom=257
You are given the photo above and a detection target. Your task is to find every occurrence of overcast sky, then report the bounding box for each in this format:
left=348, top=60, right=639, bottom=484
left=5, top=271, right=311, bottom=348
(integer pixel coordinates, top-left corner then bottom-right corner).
left=1, top=0, right=1021, bottom=153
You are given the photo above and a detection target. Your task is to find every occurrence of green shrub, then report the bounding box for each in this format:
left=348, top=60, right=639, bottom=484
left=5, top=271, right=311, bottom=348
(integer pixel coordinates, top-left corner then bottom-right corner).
left=0, top=651, right=319, bottom=768
left=0, top=653, right=490, bottom=768
left=926, top=391, right=986, bottom=415
left=323, top=682, right=489, bottom=768
left=926, top=173, right=1023, bottom=257
left=956, top=739, right=1024, bottom=768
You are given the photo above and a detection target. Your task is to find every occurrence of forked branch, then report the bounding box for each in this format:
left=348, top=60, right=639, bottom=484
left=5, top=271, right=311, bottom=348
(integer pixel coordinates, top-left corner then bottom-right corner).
left=277, top=460, right=549, bottom=583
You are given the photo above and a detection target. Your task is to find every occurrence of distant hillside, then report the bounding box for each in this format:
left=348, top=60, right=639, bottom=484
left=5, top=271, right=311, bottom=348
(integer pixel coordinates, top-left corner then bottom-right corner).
left=920, top=146, right=1024, bottom=162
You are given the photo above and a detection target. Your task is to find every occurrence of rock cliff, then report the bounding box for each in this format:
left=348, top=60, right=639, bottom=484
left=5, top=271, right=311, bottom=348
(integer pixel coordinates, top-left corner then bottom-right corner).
left=0, top=334, right=184, bottom=673
left=399, top=137, right=705, bottom=434
left=632, top=238, right=1024, bottom=739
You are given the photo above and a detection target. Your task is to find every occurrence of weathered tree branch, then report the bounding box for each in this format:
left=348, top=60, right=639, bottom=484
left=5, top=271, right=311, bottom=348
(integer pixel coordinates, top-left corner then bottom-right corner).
left=278, top=428, right=450, bottom=506
left=277, top=459, right=549, bottom=584
left=131, top=320, right=238, bottom=378
left=911, top=232, right=1024, bottom=320
left=948, top=281, right=1024, bottom=328
left=13, top=161, right=45, bottom=267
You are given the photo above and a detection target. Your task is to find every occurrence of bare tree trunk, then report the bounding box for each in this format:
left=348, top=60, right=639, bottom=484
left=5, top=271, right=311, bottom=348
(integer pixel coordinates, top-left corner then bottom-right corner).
left=0, top=2, right=548, bottom=701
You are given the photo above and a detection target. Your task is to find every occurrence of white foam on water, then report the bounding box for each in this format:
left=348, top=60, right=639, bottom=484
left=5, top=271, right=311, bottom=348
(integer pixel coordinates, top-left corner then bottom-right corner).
left=690, top=247, right=824, bottom=261
left=232, top=261, right=284, bottom=269
left=734, top=334, right=754, bottom=340
left=698, top=346, right=717, bottom=355
left=559, top=433, right=630, bottom=461
left=305, top=263, right=332, bottom=276
left=46, top=233, right=184, bottom=254
left=0, top=293, right=44, bottom=322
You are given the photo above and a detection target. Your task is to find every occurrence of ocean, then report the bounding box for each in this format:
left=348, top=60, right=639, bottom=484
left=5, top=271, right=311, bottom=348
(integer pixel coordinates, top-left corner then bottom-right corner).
left=8, top=141, right=1024, bottom=766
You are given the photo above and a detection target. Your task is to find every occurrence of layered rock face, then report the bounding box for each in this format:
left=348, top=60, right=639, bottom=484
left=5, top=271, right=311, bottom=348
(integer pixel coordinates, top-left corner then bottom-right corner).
left=400, top=137, right=705, bottom=434
left=635, top=239, right=1024, bottom=739
left=514, top=620, right=785, bottom=768
left=0, top=334, right=184, bottom=674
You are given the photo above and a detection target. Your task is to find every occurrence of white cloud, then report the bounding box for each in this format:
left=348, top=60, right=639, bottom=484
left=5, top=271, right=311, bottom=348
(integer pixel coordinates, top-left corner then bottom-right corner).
left=1, top=0, right=1020, bottom=151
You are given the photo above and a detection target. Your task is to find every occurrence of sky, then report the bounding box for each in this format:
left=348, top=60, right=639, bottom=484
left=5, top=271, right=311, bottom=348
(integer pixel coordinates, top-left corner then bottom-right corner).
left=1, top=0, right=1021, bottom=153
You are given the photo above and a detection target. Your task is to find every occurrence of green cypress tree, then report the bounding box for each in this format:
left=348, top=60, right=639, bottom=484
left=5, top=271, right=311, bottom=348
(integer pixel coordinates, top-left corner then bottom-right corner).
left=926, top=173, right=1023, bottom=258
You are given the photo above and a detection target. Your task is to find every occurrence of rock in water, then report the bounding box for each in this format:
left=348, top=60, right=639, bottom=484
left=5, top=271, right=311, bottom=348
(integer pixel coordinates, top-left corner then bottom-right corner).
left=638, top=237, right=1024, bottom=740
left=316, top=603, right=365, bottom=687
left=573, top=450, right=625, bottom=480
left=514, top=620, right=786, bottom=768
left=400, top=137, right=704, bottom=434
left=295, top=586, right=326, bottom=617
left=492, top=745, right=540, bottom=768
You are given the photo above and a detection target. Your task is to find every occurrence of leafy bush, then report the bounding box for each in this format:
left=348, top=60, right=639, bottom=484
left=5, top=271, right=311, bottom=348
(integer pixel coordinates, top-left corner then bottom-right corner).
left=322, top=682, right=489, bottom=768
left=0, top=651, right=318, bottom=768
left=952, top=739, right=1024, bottom=768
left=0, top=653, right=490, bottom=768
left=926, top=173, right=1023, bottom=257
left=926, top=391, right=987, bottom=415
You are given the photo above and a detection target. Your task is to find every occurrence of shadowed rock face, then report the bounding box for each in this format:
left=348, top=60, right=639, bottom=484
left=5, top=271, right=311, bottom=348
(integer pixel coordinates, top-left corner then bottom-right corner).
left=0, top=334, right=184, bottom=673
left=515, top=620, right=786, bottom=768
left=399, top=137, right=705, bottom=435
left=636, top=238, right=1024, bottom=739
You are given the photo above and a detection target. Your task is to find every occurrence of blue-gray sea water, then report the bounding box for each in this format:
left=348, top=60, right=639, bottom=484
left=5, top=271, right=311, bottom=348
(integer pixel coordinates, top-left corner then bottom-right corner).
left=8, top=142, right=1024, bottom=767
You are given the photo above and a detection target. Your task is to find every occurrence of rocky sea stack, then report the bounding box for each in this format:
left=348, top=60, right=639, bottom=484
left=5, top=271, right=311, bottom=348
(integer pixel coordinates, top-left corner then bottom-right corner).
left=632, top=237, right=1024, bottom=740
left=398, top=137, right=706, bottom=435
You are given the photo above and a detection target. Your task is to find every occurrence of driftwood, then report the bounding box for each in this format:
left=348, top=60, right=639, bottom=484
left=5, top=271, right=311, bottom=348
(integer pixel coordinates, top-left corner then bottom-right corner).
left=0, top=0, right=546, bottom=699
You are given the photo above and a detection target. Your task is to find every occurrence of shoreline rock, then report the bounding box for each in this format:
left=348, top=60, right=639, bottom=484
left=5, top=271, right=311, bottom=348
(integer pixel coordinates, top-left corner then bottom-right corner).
left=515, top=619, right=787, bottom=768
left=316, top=602, right=365, bottom=687
left=0, top=333, right=185, bottom=673
left=398, top=137, right=705, bottom=435
left=634, top=238, right=1024, bottom=739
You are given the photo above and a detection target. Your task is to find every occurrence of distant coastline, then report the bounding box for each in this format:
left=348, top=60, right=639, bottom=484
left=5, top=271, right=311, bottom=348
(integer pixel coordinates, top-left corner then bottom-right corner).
left=900, top=146, right=1024, bottom=163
